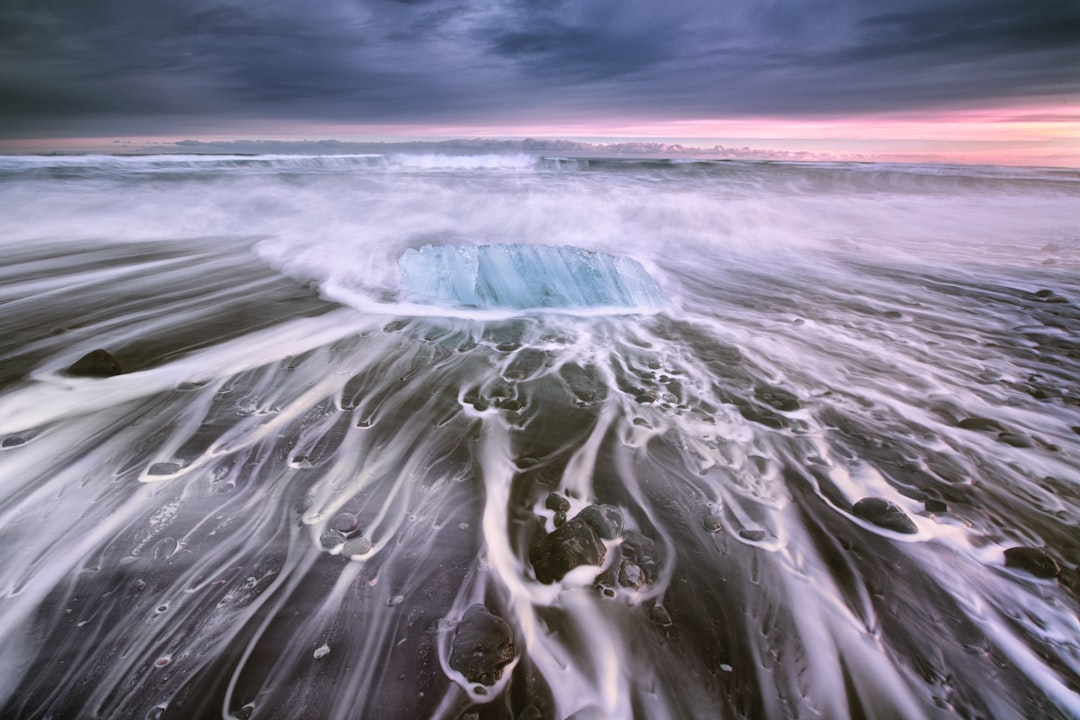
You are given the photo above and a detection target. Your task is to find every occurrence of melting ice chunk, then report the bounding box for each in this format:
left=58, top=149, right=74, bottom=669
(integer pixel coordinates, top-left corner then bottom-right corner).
left=399, top=243, right=663, bottom=310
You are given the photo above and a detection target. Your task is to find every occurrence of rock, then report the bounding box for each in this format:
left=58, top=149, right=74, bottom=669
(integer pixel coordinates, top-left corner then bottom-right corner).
left=852, top=497, right=917, bottom=534
left=924, top=499, right=948, bottom=513
left=702, top=506, right=723, bottom=533
left=342, top=536, right=372, bottom=556
left=448, top=604, right=515, bottom=686
left=67, top=349, right=123, bottom=378
left=577, top=504, right=623, bottom=540
left=147, top=462, right=181, bottom=476
left=1004, top=547, right=1060, bottom=578
left=320, top=530, right=346, bottom=550
left=2, top=437, right=26, bottom=448
left=753, top=385, right=801, bottom=412
left=529, top=518, right=606, bottom=583
left=738, top=529, right=767, bottom=541
left=330, top=512, right=360, bottom=536
left=997, top=432, right=1034, bottom=448
left=553, top=510, right=567, bottom=528
left=882, top=310, right=903, bottom=320
left=545, top=493, right=570, bottom=512
left=617, top=559, right=646, bottom=589
left=649, top=604, right=672, bottom=626
left=957, top=417, right=1005, bottom=432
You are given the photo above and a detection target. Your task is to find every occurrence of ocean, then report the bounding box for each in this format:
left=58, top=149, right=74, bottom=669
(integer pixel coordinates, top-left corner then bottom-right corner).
left=0, top=153, right=1077, bottom=719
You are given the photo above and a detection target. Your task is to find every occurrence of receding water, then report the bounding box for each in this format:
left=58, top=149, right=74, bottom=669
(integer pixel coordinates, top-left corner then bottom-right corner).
left=0, top=154, right=1077, bottom=719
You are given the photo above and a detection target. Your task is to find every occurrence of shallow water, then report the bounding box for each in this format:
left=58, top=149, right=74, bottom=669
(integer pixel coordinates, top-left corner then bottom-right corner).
left=0, top=154, right=1078, bottom=719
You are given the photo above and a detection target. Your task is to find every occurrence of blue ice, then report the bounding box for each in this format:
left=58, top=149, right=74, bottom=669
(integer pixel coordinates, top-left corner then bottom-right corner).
left=398, top=244, right=663, bottom=310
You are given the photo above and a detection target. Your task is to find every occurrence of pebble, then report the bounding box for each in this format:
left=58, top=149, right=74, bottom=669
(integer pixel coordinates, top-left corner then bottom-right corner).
left=67, top=349, right=123, bottom=378
left=449, top=604, right=515, bottom=686
left=529, top=517, right=606, bottom=584
left=1004, top=546, right=1060, bottom=578
left=577, top=504, right=624, bottom=540
left=852, top=497, right=917, bottom=534
left=330, top=512, right=360, bottom=536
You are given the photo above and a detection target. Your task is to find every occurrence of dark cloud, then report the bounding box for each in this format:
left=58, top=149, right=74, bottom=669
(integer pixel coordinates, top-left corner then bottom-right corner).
left=0, top=0, right=1076, bottom=137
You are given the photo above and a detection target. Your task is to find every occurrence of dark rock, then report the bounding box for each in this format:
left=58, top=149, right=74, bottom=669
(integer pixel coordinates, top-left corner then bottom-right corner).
left=497, top=398, right=525, bottom=412
left=702, top=506, right=723, bottom=533
left=957, top=417, right=1005, bottom=432
left=545, top=493, right=570, bottom=513
left=924, top=499, right=948, bottom=514
left=147, top=462, right=181, bottom=476
left=997, top=432, right=1034, bottom=448
left=577, top=504, right=623, bottom=540
left=518, top=705, right=543, bottom=720
left=330, top=512, right=360, bottom=536
left=448, top=604, right=515, bottom=686
left=2, top=437, right=26, bottom=448
left=753, top=385, right=801, bottom=412
left=342, top=536, right=372, bottom=556
left=852, top=497, right=918, bottom=534
left=319, top=530, right=346, bottom=550
left=68, top=349, right=123, bottom=378
left=617, top=559, right=646, bottom=589
left=553, top=510, right=567, bottom=528
left=738, top=529, right=767, bottom=541
left=649, top=605, right=672, bottom=627
left=883, top=310, right=903, bottom=320
left=1034, top=289, right=1055, bottom=298
left=529, top=518, right=606, bottom=584
left=1004, top=547, right=1060, bottom=579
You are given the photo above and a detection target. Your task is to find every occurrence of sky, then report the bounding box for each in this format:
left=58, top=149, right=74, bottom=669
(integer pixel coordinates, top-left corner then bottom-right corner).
left=0, top=0, right=1077, bottom=164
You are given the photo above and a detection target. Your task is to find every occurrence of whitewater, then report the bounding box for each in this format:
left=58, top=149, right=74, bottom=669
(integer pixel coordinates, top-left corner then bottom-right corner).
left=0, top=152, right=1077, bottom=719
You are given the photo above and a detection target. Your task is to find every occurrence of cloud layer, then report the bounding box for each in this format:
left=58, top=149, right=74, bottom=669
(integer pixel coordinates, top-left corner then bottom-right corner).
left=1, top=0, right=1077, bottom=137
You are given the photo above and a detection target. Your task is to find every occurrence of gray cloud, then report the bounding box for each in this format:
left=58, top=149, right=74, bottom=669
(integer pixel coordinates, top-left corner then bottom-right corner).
left=0, top=0, right=1076, bottom=137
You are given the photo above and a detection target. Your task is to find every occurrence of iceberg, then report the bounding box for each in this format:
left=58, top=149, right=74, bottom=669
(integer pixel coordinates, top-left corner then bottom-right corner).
left=398, top=243, right=663, bottom=310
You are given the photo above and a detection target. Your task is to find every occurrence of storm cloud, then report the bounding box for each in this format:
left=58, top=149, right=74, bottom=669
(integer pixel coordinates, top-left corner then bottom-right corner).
left=0, top=0, right=1076, bottom=136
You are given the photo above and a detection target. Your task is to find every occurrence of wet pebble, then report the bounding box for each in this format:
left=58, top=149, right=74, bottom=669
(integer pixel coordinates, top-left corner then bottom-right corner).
left=147, top=462, right=181, bottom=476
left=319, top=530, right=347, bottom=550
left=545, top=493, right=570, bottom=512
left=753, top=385, right=801, bottom=412
left=449, top=604, right=515, bottom=686
left=529, top=517, right=606, bottom=584
left=738, top=529, right=767, bottom=542
left=553, top=510, right=567, bottom=528
left=2, top=437, right=26, bottom=448
left=852, top=497, right=917, bottom=534
left=957, top=417, right=1005, bottom=432
left=577, top=504, right=623, bottom=540
left=649, top=605, right=673, bottom=627
left=330, top=512, right=360, bottom=536
left=67, top=348, right=123, bottom=377
left=924, top=499, right=948, bottom=514
left=1004, top=547, right=1060, bottom=579
left=997, top=432, right=1034, bottom=448
left=702, top=507, right=723, bottom=533
left=618, top=559, right=646, bottom=589
left=342, top=536, right=372, bottom=556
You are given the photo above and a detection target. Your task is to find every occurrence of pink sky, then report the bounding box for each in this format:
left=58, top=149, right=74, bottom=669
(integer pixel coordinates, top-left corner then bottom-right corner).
left=4, top=103, right=1077, bottom=167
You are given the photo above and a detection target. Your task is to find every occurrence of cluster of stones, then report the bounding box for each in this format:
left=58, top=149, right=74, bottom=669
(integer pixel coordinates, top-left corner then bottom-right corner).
left=528, top=500, right=623, bottom=584
left=319, top=512, right=372, bottom=556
